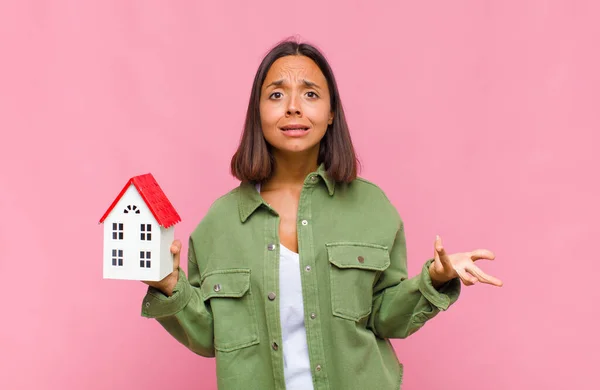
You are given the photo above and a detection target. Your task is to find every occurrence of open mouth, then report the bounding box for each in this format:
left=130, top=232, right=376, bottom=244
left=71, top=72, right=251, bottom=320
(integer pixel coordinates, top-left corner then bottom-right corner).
left=280, top=126, right=310, bottom=131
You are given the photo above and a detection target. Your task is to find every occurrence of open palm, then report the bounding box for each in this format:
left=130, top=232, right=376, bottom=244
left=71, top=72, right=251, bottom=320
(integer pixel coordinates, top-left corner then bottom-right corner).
left=429, top=235, right=503, bottom=287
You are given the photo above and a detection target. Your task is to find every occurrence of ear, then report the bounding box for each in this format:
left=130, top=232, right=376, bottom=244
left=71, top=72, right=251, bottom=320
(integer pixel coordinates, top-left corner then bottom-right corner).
left=328, top=111, right=334, bottom=125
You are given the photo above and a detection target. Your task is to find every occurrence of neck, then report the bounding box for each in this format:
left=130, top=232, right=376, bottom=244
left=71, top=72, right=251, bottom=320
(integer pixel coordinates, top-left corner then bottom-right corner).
left=267, top=150, right=319, bottom=188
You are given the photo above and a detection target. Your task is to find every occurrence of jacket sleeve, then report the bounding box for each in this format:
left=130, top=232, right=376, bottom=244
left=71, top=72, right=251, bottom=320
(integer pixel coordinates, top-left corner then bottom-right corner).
left=140, top=235, right=215, bottom=357
left=367, top=221, right=461, bottom=339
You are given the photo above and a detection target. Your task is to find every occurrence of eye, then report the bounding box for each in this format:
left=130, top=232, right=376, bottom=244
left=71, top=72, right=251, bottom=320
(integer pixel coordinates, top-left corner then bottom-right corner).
left=306, top=91, right=319, bottom=98
left=269, top=92, right=283, bottom=99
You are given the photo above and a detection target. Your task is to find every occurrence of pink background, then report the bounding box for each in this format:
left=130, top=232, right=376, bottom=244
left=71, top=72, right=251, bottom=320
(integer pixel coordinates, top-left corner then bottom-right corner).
left=1, top=1, right=598, bottom=389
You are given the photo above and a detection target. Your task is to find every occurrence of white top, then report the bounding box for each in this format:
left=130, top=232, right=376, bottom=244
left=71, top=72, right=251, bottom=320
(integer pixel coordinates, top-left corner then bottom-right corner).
left=279, top=243, right=314, bottom=390
left=256, top=184, right=313, bottom=389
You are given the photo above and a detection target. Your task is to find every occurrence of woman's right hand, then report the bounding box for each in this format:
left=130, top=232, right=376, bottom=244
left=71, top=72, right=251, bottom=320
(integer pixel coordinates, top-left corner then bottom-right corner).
left=142, top=239, right=181, bottom=297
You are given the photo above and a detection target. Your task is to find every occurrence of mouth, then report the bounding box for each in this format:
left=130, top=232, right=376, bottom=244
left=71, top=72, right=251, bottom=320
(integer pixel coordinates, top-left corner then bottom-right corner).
left=279, top=124, right=311, bottom=138
left=280, top=125, right=310, bottom=131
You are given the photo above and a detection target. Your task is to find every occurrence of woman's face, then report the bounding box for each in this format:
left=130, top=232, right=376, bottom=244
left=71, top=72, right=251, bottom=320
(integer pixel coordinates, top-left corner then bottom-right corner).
left=259, top=55, right=333, bottom=158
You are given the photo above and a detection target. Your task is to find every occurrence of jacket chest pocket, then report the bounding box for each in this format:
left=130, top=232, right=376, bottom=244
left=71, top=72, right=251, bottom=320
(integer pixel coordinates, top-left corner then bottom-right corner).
left=326, top=242, right=391, bottom=322
left=200, top=269, right=259, bottom=352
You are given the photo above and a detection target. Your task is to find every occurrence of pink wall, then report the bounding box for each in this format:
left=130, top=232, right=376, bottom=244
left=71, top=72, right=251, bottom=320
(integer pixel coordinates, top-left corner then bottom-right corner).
left=1, top=1, right=597, bottom=389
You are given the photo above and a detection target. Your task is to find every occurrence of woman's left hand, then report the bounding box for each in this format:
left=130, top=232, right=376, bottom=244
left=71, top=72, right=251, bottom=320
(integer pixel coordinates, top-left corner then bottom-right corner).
left=428, top=235, right=503, bottom=288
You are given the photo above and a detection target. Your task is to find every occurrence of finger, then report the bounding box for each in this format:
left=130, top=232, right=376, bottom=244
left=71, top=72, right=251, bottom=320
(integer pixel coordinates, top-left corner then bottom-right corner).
left=433, top=237, right=441, bottom=262
left=470, top=249, right=495, bottom=261
left=170, top=239, right=182, bottom=254
left=434, top=235, right=446, bottom=256
left=171, top=239, right=182, bottom=268
left=435, top=235, right=453, bottom=271
left=466, top=265, right=503, bottom=287
left=456, top=268, right=478, bottom=286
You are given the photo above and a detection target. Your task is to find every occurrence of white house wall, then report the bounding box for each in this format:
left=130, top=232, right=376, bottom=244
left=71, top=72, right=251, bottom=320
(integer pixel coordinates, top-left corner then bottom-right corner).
left=159, top=226, right=175, bottom=280
left=103, top=184, right=162, bottom=281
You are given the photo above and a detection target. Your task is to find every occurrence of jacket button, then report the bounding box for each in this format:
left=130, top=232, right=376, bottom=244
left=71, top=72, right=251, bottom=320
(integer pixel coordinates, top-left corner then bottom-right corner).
left=268, top=292, right=276, bottom=301
left=213, top=284, right=221, bottom=292
left=272, top=342, right=279, bottom=351
left=267, top=244, right=275, bottom=251
left=310, top=313, right=316, bottom=319
left=315, top=364, right=322, bottom=372
left=357, top=256, right=365, bottom=263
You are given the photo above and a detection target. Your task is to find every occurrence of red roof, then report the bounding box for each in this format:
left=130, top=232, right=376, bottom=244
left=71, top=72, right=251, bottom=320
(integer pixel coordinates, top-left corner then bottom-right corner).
left=99, top=173, right=181, bottom=228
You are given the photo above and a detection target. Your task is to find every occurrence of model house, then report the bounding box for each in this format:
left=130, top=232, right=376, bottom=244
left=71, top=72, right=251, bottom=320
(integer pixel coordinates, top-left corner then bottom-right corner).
left=99, top=173, right=181, bottom=281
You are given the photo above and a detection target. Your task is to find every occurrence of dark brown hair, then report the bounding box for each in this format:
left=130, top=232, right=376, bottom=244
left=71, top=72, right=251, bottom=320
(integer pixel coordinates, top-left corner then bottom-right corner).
left=230, top=37, right=360, bottom=183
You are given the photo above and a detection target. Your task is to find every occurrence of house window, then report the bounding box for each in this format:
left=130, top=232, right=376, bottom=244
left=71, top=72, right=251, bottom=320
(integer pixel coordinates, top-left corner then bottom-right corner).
left=124, top=205, right=140, bottom=214
left=140, top=224, right=152, bottom=240
left=112, top=223, right=123, bottom=240
left=140, top=251, right=151, bottom=268
left=112, top=249, right=123, bottom=266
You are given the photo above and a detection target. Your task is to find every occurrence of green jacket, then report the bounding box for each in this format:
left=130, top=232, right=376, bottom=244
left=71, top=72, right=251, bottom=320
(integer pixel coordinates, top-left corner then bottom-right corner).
left=141, top=164, right=461, bottom=389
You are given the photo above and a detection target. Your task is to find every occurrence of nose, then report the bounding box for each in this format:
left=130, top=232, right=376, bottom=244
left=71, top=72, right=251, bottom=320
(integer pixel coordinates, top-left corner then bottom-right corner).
left=286, top=94, right=302, bottom=117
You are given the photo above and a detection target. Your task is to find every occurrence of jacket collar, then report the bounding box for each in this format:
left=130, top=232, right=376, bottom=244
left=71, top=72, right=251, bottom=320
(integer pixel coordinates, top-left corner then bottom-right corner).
left=238, top=163, right=335, bottom=223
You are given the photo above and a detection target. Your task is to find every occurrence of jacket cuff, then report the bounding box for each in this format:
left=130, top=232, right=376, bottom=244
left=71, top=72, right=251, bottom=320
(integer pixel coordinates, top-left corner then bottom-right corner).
left=418, top=259, right=461, bottom=311
left=141, top=268, right=193, bottom=318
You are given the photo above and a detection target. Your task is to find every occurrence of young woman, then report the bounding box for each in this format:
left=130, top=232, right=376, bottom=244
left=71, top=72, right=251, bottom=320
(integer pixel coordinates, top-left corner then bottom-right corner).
left=140, top=38, right=503, bottom=390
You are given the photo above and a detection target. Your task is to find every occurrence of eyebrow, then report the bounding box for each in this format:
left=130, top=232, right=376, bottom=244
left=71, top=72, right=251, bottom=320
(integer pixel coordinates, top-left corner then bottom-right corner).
left=264, top=79, right=322, bottom=90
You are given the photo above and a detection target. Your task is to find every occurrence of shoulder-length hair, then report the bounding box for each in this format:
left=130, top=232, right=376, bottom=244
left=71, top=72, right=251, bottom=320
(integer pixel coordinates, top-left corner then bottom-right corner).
left=230, top=37, right=360, bottom=183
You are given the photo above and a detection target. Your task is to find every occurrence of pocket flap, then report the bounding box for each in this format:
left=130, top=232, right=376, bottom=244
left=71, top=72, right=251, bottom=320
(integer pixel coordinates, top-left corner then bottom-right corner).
left=326, top=242, right=390, bottom=271
left=200, top=269, right=251, bottom=301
